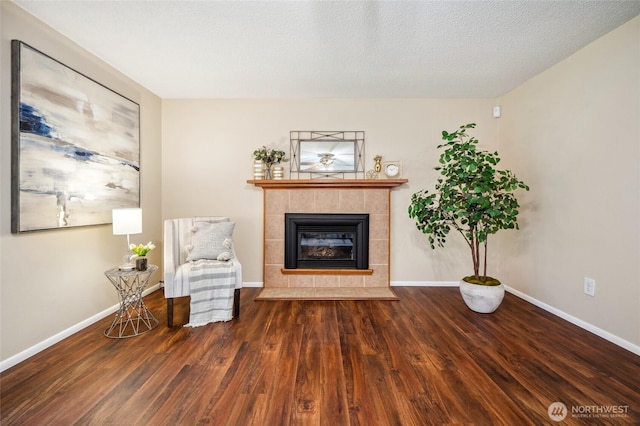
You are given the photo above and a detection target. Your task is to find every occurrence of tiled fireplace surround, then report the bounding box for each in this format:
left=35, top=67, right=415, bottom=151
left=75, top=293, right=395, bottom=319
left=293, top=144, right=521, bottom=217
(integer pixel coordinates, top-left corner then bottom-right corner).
left=249, top=179, right=407, bottom=299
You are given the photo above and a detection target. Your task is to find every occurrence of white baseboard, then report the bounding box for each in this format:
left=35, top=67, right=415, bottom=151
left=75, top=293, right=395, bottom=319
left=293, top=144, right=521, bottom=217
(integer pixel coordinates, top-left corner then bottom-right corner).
left=504, top=286, right=640, bottom=356
left=391, top=280, right=459, bottom=287
left=392, top=281, right=639, bottom=355
left=242, top=281, right=263, bottom=288
left=0, top=283, right=161, bottom=373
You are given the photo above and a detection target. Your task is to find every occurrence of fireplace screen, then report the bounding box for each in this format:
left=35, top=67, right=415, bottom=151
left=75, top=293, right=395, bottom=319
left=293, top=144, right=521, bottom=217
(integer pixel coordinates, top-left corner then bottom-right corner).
left=285, top=213, right=369, bottom=269
left=299, top=230, right=356, bottom=261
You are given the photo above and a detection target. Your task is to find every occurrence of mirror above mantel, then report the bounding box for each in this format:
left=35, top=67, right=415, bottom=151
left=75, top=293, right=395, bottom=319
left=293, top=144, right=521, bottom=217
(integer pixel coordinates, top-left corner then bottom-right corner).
left=290, top=131, right=365, bottom=179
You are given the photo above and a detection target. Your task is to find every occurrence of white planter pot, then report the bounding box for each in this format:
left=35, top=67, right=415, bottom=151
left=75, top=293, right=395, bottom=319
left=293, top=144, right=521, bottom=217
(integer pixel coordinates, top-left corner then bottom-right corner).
left=459, top=280, right=505, bottom=313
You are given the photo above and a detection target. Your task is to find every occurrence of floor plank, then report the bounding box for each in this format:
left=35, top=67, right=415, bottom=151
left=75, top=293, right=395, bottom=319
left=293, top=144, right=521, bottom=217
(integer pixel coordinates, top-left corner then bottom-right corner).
left=1, top=287, right=638, bottom=425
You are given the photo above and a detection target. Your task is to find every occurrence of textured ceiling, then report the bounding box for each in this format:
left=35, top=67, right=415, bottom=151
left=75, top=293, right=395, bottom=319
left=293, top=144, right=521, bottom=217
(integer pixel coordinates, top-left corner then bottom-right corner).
left=13, top=0, right=640, bottom=99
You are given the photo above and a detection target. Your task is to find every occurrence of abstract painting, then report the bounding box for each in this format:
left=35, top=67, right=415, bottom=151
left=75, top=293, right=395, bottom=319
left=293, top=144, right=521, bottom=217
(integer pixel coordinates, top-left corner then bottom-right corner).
left=11, top=41, right=140, bottom=233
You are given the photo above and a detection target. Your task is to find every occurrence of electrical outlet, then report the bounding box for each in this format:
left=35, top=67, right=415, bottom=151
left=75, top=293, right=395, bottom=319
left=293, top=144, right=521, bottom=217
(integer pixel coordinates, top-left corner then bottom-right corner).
left=584, top=277, right=596, bottom=296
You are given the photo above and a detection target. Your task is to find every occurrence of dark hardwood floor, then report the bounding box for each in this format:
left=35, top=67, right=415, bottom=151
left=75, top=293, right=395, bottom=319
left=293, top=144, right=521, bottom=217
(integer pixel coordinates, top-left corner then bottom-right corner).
left=1, top=287, right=638, bottom=425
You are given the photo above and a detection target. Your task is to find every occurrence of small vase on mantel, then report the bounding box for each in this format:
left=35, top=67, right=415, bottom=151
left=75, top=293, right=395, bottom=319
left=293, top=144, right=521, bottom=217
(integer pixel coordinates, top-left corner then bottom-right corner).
left=272, top=165, right=284, bottom=180
left=253, top=159, right=266, bottom=180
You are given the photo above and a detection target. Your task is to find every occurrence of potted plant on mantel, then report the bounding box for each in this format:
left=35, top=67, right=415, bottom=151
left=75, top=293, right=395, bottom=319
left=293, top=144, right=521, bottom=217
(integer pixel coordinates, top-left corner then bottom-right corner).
left=408, top=123, right=529, bottom=313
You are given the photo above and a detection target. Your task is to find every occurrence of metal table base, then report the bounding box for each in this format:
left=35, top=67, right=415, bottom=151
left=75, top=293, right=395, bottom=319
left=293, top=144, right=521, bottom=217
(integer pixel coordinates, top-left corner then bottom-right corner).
left=104, top=265, right=159, bottom=338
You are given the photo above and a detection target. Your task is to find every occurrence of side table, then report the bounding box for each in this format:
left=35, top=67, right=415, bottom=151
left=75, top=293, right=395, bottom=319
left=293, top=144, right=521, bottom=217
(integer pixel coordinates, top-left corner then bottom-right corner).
left=104, top=265, right=159, bottom=338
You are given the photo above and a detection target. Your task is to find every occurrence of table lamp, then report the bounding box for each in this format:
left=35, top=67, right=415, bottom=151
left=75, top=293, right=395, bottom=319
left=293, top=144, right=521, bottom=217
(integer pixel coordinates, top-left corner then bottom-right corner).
left=112, top=208, right=142, bottom=271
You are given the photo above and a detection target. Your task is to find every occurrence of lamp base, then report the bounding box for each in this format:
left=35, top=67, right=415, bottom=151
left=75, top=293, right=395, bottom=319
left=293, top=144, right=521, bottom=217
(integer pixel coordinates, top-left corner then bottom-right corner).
left=118, top=252, right=134, bottom=271
left=118, top=264, right=135, bottom=272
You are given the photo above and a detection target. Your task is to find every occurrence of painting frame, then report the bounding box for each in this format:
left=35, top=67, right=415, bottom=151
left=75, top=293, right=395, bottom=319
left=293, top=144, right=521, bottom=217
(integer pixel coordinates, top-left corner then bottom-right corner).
left=11, top=40, right=140, bottom=233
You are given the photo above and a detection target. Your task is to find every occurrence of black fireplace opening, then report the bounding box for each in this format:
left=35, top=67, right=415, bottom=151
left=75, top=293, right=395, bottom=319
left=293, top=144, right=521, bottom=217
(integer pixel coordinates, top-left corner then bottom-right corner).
left=285, top=213, right=369, bottom=269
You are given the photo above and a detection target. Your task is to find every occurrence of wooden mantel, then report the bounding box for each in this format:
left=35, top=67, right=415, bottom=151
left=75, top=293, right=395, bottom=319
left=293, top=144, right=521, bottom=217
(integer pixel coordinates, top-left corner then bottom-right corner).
left=247, top=178, right=408, bottom=189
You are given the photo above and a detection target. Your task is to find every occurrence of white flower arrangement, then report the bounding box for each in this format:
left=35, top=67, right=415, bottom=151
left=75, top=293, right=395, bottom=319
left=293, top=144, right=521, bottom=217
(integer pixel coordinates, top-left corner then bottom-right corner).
left=252, top=146, right=288, bottom=165
left=129, top=241, right=156, bottom=259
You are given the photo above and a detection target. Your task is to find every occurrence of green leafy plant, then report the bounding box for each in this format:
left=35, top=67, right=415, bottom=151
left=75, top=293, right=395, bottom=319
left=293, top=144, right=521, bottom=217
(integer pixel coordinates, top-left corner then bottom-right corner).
left=408, top=123, right=529, bottom=284
left=252, top=146, right=289, bottom=165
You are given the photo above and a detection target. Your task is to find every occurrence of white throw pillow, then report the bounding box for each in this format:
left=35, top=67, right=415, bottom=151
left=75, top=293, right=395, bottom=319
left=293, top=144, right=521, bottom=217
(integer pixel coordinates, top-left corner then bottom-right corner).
left=186, top=221, right=235, bottom=261
left=194, top=216, right=229, bottom=224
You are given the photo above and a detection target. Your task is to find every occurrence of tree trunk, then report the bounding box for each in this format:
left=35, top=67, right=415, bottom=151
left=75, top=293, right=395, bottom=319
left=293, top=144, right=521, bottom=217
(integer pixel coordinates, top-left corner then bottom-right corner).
left=483, top=237, right=488, bottom=281
left=471, top=231, right=480, bottom=280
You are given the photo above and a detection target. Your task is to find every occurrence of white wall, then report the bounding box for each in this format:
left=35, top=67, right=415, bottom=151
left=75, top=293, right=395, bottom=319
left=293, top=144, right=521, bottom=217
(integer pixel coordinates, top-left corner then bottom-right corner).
left=498, top=16, right=640, bottom=347
left=0, top=2, right=163, bottom=363
left=161, top=98, right=498, bottom=285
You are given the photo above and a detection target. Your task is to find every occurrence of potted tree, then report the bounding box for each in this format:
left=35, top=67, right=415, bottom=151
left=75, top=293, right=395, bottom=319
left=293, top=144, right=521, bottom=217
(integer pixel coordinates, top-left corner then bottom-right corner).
left=408, top=123, right=529, bottom=313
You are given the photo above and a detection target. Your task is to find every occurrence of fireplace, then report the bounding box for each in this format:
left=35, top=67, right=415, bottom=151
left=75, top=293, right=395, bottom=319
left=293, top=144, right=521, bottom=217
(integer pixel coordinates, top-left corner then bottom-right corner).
left=285, top=213, right=369, bottom=269
left=249, top=179, right=407, bottom=299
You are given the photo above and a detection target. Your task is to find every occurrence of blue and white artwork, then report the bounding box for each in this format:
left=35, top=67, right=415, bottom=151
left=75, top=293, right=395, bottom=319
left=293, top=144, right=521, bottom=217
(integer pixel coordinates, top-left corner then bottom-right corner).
left=11, top=41, right=140, bottom=233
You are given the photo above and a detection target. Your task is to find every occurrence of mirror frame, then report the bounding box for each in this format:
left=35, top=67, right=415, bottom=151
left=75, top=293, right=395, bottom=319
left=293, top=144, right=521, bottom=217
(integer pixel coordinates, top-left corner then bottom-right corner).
left=290, top=131, right=365, bottom=178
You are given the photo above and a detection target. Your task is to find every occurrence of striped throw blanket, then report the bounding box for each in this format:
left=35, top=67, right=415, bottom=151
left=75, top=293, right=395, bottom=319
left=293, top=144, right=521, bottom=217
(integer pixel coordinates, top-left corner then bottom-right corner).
left=185, top=259, right=236, bottom=327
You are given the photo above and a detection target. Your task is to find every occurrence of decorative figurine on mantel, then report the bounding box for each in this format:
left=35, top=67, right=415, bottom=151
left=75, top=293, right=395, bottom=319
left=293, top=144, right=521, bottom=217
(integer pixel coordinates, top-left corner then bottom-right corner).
left=366, top=155, right=382, bottom=179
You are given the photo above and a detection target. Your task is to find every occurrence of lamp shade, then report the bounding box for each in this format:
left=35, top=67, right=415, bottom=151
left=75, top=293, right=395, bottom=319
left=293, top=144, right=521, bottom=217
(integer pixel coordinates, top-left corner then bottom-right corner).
left=112, top=208, right=142, bottom=235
